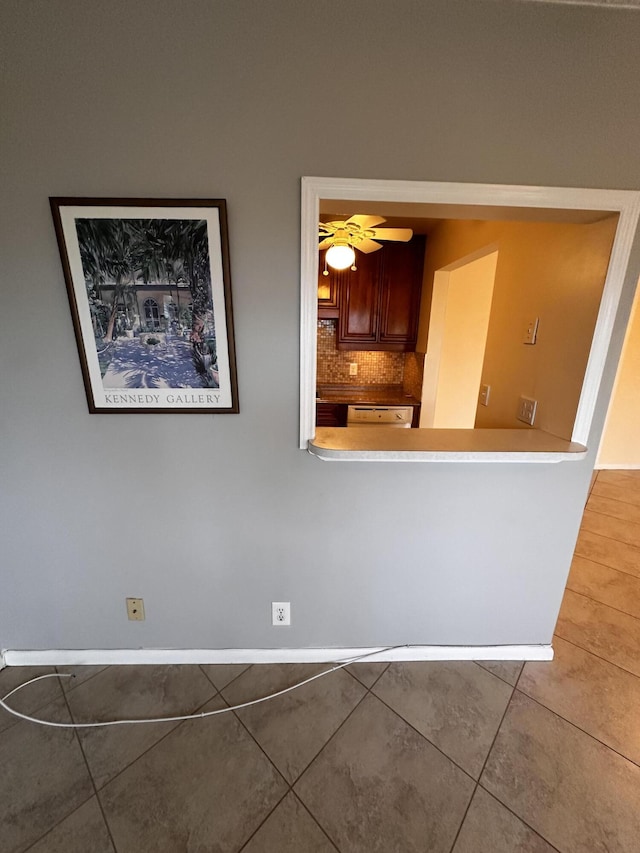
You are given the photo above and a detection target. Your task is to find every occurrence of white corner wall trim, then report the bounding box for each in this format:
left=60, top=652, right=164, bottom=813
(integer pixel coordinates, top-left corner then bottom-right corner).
left=2, top=645, right=553, bottom=667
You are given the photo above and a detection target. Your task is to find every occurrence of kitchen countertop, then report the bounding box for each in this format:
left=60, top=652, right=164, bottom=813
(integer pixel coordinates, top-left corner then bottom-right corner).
left=316, top=384, right=421, bottom=406
left=308, top=427, right=588, bottom=463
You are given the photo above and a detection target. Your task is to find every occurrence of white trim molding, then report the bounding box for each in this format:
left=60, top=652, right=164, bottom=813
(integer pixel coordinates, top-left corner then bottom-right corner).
left=2, top=644, right=553, bottom=667
left=300, top=177, right=640, bottom=453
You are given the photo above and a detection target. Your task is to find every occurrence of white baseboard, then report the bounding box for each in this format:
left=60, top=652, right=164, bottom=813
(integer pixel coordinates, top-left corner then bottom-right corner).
left=1, top=644, right=553, bottom=667
left=595, top=463, right=640, bottom=470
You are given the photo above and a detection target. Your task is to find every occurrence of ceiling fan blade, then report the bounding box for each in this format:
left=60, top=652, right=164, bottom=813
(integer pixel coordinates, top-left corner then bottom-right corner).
left=318, top=238, right=334, bottom=251
left=355, top=238, right=383, bottom=254
left=346, top=214, right=386, bottom=230
left=369, top=228, right=413, bottom=242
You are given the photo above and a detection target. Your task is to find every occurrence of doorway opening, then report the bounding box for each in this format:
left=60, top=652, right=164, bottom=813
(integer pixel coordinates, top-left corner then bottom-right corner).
left=422, top=248, right=498, bottom=429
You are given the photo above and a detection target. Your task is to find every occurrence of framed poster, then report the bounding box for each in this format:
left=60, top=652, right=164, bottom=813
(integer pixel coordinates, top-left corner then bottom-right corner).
left=50, top=197, right=239, bottom=413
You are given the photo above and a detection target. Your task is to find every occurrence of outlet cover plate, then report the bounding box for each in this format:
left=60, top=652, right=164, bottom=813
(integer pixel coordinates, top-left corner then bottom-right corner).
left=517, top=396, right=537, bottom=426
left=126, top=597, right=145, bottom=621
left=272, top=602, right=291, bottom=626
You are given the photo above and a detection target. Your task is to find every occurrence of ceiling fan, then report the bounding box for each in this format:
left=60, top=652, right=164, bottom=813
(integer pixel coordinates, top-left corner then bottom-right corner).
left=318, top=215, right=413, bottom=272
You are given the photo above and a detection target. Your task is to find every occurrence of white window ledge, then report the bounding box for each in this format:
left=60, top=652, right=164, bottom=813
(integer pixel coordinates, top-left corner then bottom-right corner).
left=308, top=428, right=587, bottom=463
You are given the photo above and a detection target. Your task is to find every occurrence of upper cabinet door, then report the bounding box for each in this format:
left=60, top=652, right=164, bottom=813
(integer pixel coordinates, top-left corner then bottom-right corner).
left=334, top=237, right=425, bottom=351
left=337, top=250, right=380, bottom=347
left=378, top=236, right=425, bottom=348
left=317, top=258, right=340, bottom=318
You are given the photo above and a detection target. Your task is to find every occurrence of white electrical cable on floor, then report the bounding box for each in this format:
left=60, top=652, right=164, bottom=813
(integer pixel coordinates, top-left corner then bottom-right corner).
left=0, top=646, right=405, bottom=730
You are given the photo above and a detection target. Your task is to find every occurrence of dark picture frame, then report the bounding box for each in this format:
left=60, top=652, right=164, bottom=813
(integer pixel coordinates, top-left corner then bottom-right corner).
left=50, top=197, right=239, bottom=414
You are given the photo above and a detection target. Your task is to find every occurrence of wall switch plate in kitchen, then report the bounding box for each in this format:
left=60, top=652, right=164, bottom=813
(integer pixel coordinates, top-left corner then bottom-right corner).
left=523, top=317, right=539, bottom=345
left=272, top=602, right=291, bottom=626
left=479, top=384, right=491, bottom=406
left=349, top=362, right=358, bottom=376
left=126, top=597, right=145, bottom=621
left=517, top=396, right=537, bottom=426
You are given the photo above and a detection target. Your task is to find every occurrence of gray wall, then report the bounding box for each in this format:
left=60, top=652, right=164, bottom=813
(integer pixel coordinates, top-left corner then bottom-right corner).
left=1, top=0, right=639, bottom=652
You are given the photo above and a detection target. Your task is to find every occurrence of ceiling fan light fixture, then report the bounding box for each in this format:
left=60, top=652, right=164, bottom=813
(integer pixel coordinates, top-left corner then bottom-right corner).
left=326, top=241, right=355, bottom=271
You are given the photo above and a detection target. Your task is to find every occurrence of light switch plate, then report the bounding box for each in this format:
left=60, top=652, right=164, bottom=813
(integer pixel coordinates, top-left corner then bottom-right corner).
left=479, top=384, right=490, bottom=406
left=524, top=317, right=539, bottom=345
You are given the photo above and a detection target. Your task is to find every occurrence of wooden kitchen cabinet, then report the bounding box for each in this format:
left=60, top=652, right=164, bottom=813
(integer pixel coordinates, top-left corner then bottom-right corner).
left=378, top=238, right=425, bottom=347
left=316, top=402, right=348, bottom=427
left=317, top=273, right=340, bottom=318
left=335, top=236, right=425, bottom=351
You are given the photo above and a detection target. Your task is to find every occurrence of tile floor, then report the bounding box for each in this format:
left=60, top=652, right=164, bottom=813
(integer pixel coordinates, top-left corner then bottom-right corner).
left=2, top=469, right=640, bottom=852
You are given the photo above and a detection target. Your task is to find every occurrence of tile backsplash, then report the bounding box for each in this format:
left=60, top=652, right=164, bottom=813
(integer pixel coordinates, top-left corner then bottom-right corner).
left=317, top=319, right=423, bottom=388
left=402, top=351, right=425, bottom=399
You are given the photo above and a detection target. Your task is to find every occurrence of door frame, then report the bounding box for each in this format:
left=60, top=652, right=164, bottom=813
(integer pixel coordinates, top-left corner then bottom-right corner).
left=300, top=176, right=640, bottom=449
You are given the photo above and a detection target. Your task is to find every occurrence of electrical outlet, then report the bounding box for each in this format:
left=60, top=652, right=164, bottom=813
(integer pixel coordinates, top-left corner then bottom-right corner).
left=479, top=384, right=490, bottom=406
left=349, top=362, right=358, bottom=376
left=126, top=597, right=145, bottom=621
left=517, top=396, right=537, bottom=426
left=272, top=601, right=291, bottom=626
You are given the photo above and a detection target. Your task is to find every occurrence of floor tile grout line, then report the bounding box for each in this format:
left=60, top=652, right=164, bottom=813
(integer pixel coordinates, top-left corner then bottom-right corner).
left=565, top=581, right=640, bottom=621
left=582, top=511, right=640, bottom=540
left=348, top=661, right=391, bottom=692
left=219, top=663, right=374, bottom=787
left=572, top=550, right=640, bottom=581
left=78, top=681, right=220, bottom=794
left=513, top=685, right=640, bottom=770
left=235, top=787, right=291, bottom=853
left=3, top=679, right=108, bottom=852
left=290, top=790, right=342, bottom=853
left=552, top=632, right=640, bottom=681
left=0, top=670, right=67, bottom=739
left=217, top=686, right=291, bottom=788
left=591, top=490, right=640, bottom=511
left=198, top=662, right=252, bottom=694
left=233, top=668, right=382, bottom=853
left=214, top=666, right=349, bottom=850
left=446, top=680, right=518, bottom=853
left=59, top=682, right=120, bottom=853
left=287, top=668, right=394, bottom=849
left=584, top=508, right=640, bottom=532
left=288, top=673, right=374, bottom=786
left=235, top=663, right=390, bottom=790
left=579, top=520, right=640, bottom=550
left=20, top=791, right=99, bottom=853
left=587, top=494, right=640, bottom=514
left=588, top=491, right=640, bottom=511
left=563, top=587, right=640, bottom=624
left=475, top=782, right=563, bottom=853
left=370, top=690, right=477, bottom=786
left=474, top=660, right=523, bottom=688
left=55, top=664, right=108, bottom=696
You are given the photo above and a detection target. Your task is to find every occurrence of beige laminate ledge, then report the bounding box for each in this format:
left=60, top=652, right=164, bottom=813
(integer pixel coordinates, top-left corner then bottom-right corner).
left=308, top=427, right=588, bottom=463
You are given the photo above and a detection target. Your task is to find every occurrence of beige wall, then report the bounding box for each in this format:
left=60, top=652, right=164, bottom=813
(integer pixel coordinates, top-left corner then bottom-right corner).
left=417, top=217, right=618, bottom=440
left=421, top=250, right=498, bottom=427
left=597, top=279, right=640, bottom=467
